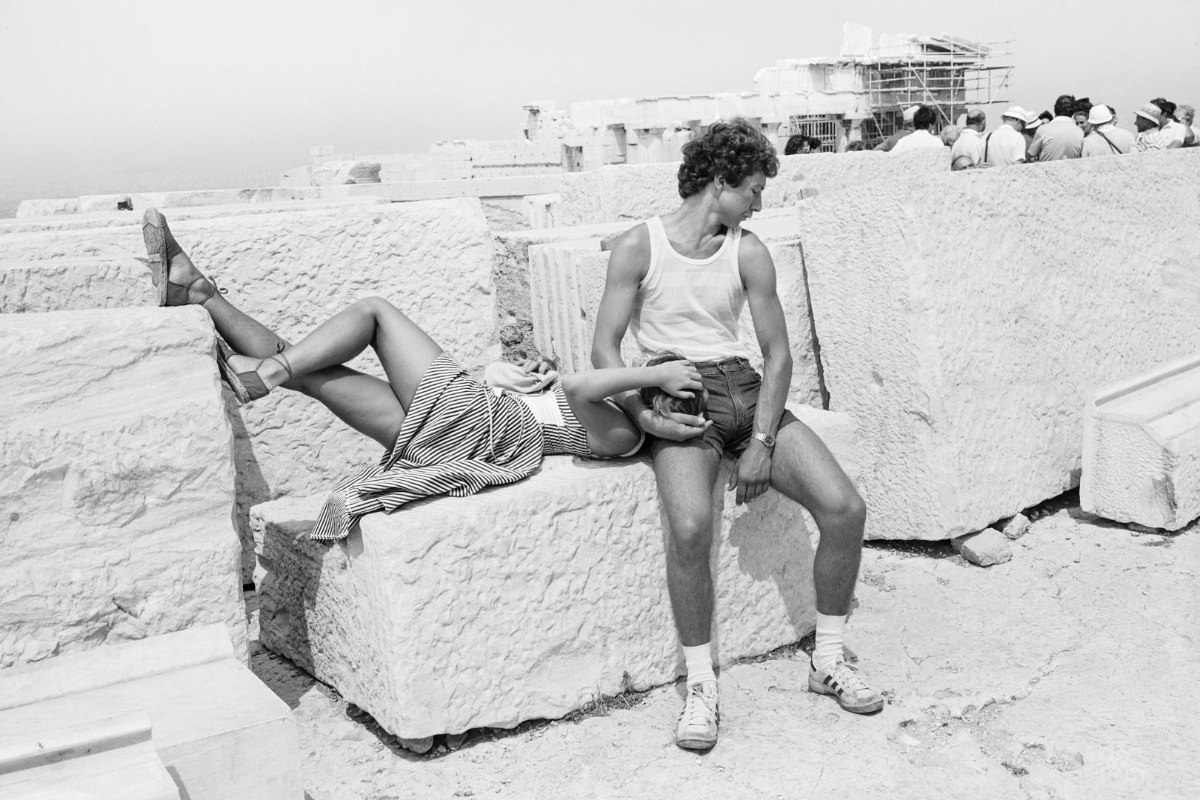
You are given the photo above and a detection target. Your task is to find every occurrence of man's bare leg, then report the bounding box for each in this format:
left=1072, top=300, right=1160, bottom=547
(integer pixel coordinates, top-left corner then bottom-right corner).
left=768, top=420, right=881, bottom=714
left=653, top=440, right=723, bottom=749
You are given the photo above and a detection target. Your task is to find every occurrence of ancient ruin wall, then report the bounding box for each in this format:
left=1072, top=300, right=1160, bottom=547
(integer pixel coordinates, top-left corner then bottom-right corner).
left=799, top=148, right=1200, bottom=540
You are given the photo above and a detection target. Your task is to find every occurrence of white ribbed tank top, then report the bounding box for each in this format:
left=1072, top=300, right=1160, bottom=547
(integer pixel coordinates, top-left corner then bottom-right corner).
left=629, top=216, right=750, bottom=362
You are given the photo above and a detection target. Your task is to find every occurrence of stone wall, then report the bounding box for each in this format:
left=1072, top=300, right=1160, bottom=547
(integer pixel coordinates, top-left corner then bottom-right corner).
left=0, top=308, right=247, bottom=666
left=798, top=148, right=1200, bottom=540
left=555, top=148, right=948, bottom=227
left=0, top=200, right=500, bottom=580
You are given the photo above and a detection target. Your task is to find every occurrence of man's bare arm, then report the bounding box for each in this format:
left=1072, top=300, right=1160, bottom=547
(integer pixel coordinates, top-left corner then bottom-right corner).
left=731, top=232, right=793, bottom=503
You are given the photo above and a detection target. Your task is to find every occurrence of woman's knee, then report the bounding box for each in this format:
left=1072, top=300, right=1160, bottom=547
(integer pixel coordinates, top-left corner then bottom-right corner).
left=354, top=295, right=391, bottom=316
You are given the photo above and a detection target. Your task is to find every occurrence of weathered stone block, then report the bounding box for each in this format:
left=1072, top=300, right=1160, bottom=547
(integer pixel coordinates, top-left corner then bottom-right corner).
left=1081, top=352, right=1200, bottom=531
left=800, top=148, right=1200, bottom=540
left=0, top=625, right=301, bottom=800
left=0, top=307, right=246, bottom=666
left=952, top=528, right=1013, bottom=567
left=14, top=197, right=79, bottom=217
left=0, top=712, right=180, bottom=799
left=311, top=160, right=382, bottom=185
left=0, top=257, right=146, bottom=313
left=0, top=200, right=499, bottom=582
left=526, top=210, right=824, bottom=408
left=492, top=222, right=634, bottom=362
left=555, top=149, right=948, bottom=226
left=253, top=407, right=857, bottom=739
left=996, top=512, right=1031, bottom=540
left=521, top=192, right=562, bottom=229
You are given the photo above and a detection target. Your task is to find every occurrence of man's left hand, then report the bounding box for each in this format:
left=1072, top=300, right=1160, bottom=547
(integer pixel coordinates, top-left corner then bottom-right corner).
left=730, top=441, right=772, bottom=504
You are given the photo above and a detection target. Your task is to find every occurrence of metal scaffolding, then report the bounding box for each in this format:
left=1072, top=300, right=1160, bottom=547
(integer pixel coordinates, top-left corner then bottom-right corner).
left=861, top=35, right=1014, bottom=146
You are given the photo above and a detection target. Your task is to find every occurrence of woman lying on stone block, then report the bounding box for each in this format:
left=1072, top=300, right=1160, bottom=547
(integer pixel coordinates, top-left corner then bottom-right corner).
left=141, top=209, right=705, bottom=542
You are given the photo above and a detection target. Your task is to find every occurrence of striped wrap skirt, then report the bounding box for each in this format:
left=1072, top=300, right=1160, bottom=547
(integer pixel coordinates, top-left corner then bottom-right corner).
left=309, top=353, right=545, bottom=542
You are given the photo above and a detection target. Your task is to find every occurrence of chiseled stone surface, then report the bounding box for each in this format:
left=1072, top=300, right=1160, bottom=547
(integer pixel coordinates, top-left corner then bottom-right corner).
left=254, top=407, right=856, bottom=740
left=0, top=256, right=147, bottom=313
left=0, top=307, right=247, bottom=666
left=252, top=503, right=1200, bottom=800
left=800, top=148, right=1200, bottom=540
left=555, top=148, right=948, bottom=227
left=0, top=625, right=300, bottom=800
left=15, top=197, right=80, bottom=217
left=1081, top=352, right=1200, bottom=531
left=492, top=222, right=632, bottom=362
left=526, top=210, right=824, bottom=409
left=0, top=199, right=499, bottom=581
left=951, top=528, right=1013, bottom=567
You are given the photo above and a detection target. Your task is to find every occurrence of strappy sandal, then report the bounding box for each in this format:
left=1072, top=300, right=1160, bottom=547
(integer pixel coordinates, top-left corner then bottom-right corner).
left=214, top=339, right=295, bottom=404
left=142, top=208, right=221, bottom=307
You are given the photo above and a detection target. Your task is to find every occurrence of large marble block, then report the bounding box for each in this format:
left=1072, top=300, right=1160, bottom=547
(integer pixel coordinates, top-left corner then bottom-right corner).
left=0, top=199, right=499, bottom=582
left=1081, top=352, right=1200, bottom=531
left=0, top=307, right=247, bottom=665
left=0, top=713, right=180, bottom=799
left=492, top=222, right=634, bottom=361
left=526, top=211, right=824, bottom=408
left=253, top=407, right=857, bottom=739
left=799, top=148, right=1200, bottom=540
left=555, top=148, right=948, bottom=227
left=0, top=625, right=301, bottom=800
left=0, top=256, right=146, bottom=313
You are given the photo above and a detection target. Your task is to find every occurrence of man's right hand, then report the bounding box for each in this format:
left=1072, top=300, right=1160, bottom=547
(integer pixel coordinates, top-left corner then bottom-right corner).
left=636, top=407, right=710, bottom=441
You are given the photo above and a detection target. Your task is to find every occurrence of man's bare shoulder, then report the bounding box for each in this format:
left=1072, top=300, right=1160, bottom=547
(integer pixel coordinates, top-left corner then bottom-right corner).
left=607, top=221, right=652, bottom=277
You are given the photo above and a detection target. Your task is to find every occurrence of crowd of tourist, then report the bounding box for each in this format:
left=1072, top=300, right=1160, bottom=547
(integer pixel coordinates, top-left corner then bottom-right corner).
left=786, top=94, right=1197, bottom=170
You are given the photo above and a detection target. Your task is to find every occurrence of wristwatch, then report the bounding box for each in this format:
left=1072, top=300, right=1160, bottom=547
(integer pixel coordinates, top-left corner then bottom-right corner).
left=752, top=431, right=776, bottom=448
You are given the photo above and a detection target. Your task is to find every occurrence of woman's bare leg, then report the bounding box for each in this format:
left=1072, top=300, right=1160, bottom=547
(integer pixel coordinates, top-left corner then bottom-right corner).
left=244, top=296, right=441, bottom=413
left=155, top=223, right=419, bottom=448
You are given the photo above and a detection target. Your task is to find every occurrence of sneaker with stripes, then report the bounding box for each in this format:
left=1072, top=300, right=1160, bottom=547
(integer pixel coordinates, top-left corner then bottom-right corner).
left=808, top=657, right=884, bottom=714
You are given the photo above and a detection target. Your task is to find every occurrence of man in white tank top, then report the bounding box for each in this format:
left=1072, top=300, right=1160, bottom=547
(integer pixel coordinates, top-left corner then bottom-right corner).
left=593, top=119, right=882, bottom=750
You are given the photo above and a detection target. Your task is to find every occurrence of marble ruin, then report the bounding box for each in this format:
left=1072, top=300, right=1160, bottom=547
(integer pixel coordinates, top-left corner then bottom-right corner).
left=0, top=625, right=300, bottom=799
left=1081, top=353, right=1200, bottom=530
left=1, top=19, right=1197, bottom=793
left=255, top=404, right=856, bottom=741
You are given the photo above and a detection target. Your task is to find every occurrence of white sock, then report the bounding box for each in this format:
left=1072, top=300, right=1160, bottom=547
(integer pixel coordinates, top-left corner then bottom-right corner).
left=683, top=643, right=716, bottom=686
left=812, top=613, right=846, bottom=671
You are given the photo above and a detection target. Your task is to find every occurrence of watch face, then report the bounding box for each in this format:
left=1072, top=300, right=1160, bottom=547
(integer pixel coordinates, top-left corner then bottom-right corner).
left=756, top=432, right=775, bottom=447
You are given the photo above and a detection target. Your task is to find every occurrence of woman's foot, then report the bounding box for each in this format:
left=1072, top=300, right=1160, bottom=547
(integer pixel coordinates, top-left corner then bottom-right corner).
left=142, top=208, right=219, bottom=307
left=215, top=340, right=294, bottom=404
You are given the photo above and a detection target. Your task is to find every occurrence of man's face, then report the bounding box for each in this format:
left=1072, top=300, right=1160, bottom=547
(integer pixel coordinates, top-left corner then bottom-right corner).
left=717, top=171, right=766, bottom=226
left=1135, top=115, right=1155, bottom=132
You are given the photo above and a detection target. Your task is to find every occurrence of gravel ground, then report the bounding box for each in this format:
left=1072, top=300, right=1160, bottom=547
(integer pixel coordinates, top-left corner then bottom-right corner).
left=247, top=498, right=1198, bottom=799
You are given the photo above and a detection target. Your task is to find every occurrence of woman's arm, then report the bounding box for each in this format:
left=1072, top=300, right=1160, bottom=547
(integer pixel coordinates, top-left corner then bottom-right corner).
left=560, top=361, right=701, bottom=404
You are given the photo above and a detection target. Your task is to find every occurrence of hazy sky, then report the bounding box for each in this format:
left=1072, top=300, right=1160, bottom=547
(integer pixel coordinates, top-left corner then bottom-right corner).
left=1, top=0, right=1197, bottom=200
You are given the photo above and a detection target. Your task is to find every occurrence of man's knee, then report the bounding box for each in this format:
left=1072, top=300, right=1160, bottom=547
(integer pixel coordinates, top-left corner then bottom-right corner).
left=667, top=512, right=715, bottom=562
left=813, top=484, right=867, bottom=532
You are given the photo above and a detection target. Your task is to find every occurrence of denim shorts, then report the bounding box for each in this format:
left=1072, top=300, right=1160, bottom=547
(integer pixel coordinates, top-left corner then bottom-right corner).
left=651, top=356, right=798, bottom=457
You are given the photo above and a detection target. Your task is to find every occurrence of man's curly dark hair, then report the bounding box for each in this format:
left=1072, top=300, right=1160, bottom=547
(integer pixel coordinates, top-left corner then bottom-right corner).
left=677, top=118, right=779, bottom=199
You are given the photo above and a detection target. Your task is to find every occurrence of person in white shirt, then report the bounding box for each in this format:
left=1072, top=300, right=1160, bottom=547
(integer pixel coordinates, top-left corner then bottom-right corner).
left=1081, top=105, right=1135, bottom=156
left=983, top=107, right=1030, bottom=167
left=1134, top=103, right=1171, bottom=152
left=891, top=105, right=945, bottom=152
left=1151, top=98, right=1189, bottom=148
left=950, top=109, right=986, bottom=170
